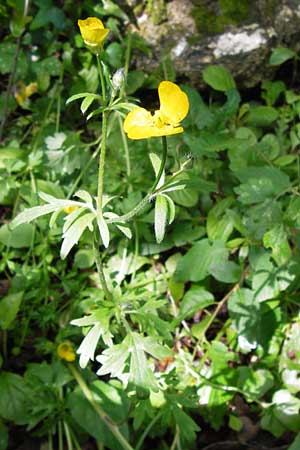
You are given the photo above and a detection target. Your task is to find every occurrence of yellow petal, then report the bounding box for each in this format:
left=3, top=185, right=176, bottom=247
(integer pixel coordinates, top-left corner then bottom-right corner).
left=123, top=106, right=184, bottom=140
left=124, top=107, right=155, bottom=139
left=78, top=17, right=109, bottom=47
left=158, top=81, right=189, bottom=126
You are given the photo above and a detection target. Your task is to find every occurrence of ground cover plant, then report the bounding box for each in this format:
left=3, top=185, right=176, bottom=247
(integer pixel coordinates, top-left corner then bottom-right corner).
left=1, top=1, right=300, bottom=450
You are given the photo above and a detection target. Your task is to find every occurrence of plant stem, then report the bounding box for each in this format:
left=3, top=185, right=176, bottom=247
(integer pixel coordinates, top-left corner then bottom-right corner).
left=118, top=113, right=131, bottom=181
left=97, top=111, right=108, bottom=215
left=93, top=236, right=112, bottom=302
left=135, top=410, right=163, bottom=450
left=63, top=421, right=73, bottom=450
left=96, top=53, right=106, bottom=105
left=107, top=135, right=168, bottom=223
left=68, top=364, right=134, bottom=450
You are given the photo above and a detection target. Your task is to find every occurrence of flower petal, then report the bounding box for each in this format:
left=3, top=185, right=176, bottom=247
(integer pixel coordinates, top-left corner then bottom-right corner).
left=158, top=81, right=189, bottom=126
left=124, top=107, right=156, bottom=139
left=78, top=17, right=109, bottom=46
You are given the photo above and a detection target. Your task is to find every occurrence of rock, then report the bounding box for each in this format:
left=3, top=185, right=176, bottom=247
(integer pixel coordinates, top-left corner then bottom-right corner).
left=128, top=0, right=300, bottom=88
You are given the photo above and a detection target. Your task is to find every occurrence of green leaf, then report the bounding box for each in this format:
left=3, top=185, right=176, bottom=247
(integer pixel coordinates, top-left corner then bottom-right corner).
left=0, top=292, right=23, bottom=330
left=235, top=166, right=290, bottom=204
left=174, top=239, right=212, bottom=282
left=228, top=288, right=280, bottom=352
left=80, top=94, right=99, bottom=114
left=68, top=380, right=129, bottom=450
left=0, top=421, right=8, bottom=450
left=97, top=215, right=110, bottom=248
left=288, top=433, right=300, bottom=450
left=74, top=249, right=95, bottom=269
left=269, top=47, right=296, bottom=66
left=66, top=92, right=101, bottom=105
left=154, top=194, right=168, bottom=243
left=203, top=65, right=236, bottom=91
left=243, top=106, right=279, bottom=127
left=263, top=224, right=291, bottom=266
left=0, top=372, right=29, bottom=423
left=61, top=212, right=95, bottom=259
left=0, top=223, right=34, bottom=248
left=12, top=204, right=61, bottom=228
left=237, top=367, right=274, bottom=400
left=179, top=287, right=214, bottom=320
left=126, top=70, right=145, bottom=95
left=105, top=42, right=124, bottom=69
left=207, top=197, right=234, bottom=241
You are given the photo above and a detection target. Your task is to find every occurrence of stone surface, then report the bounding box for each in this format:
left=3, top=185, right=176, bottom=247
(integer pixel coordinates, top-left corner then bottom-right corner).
left=128, top=0, right=300, bottom=88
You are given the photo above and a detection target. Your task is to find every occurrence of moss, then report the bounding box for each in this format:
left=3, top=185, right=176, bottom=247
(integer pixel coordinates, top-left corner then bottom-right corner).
left=192, top=0, right=250, bottom=35
left=146, top=0, right=167, bottom=25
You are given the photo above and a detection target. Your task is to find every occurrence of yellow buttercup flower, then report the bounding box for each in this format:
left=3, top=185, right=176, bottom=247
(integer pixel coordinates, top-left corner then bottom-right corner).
left=64, top=206, right=79, bottom=214
left=78, top=17, right=109, bottom=53
left=123, top=81, right=189, bottom=140
left=57, top=341, right=76, bottom=362
left=15, top=81, right=38, bottom=106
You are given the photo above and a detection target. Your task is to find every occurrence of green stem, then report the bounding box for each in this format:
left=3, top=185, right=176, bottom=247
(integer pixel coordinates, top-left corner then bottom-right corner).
left=108, top=136, right=168, bottom=223
left=93, top=236, right=112, bottom=302
left=118, top=114, right=131, bottom=181
left=68, top=364, right=134, bottom=450
left=58, top=420, right=63, bottom=450
left=97, top=111, right=108, bottom=215
left=63, top=421, right=73, bottom=450
left=136, top=410, right=163, bottom=450
left=96, top=53, right=106, bottom=105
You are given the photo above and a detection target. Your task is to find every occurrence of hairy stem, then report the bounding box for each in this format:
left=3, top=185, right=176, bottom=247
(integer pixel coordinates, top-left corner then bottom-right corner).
left=69, top=364, right=134, bottom=450
left=107, top=135, right=168, bottom=223
left=93, top=236, right=112, bottom=302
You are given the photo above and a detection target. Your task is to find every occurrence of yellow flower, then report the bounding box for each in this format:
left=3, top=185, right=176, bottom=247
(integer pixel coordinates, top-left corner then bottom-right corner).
left=64, top=206, right=79, bottom=214
left=78, top=17, right=109, bottom=53
left=57, top=341, right=76, bottom=362
left=15, top=82, right=38, bottom=106
left=123, top=81, right=189, bottom=140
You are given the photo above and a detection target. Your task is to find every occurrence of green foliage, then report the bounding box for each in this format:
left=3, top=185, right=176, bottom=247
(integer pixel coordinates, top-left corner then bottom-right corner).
left=2, top=1, right=300, bottom=449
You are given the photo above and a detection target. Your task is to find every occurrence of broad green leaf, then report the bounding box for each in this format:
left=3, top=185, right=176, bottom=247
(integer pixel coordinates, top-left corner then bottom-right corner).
left=0, top=223, right=33, bottom=248
left=237, top=367, right=274, bottom=400
left=263, top=224, right=291, bottom=266
left=235, top=166, right=290, bottom=204
left=269, top=47, right=296, bottom=65
left=207, top=197, right=234, bottom=241
left=179, top=287, right=214, bottom=320
left=74, top=249, right=95, bottom=269
left=288, top=433, right=300, bottom=450
left=0, top=421, right=8, bottom=450
left=203, top=65, right=236, bottom=91
left=228, top=289, right=281, bottom=352
left=243, top=106, right=278, bottom=127
left=0, top=372, right=29, bottom=423
left=68, top=381, right=129, bottom=450
left=0, top=292, right=23, bottom=330
left=155, top=194, right=168, bottom=243
left=174, top=239, right=212, bottom=282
